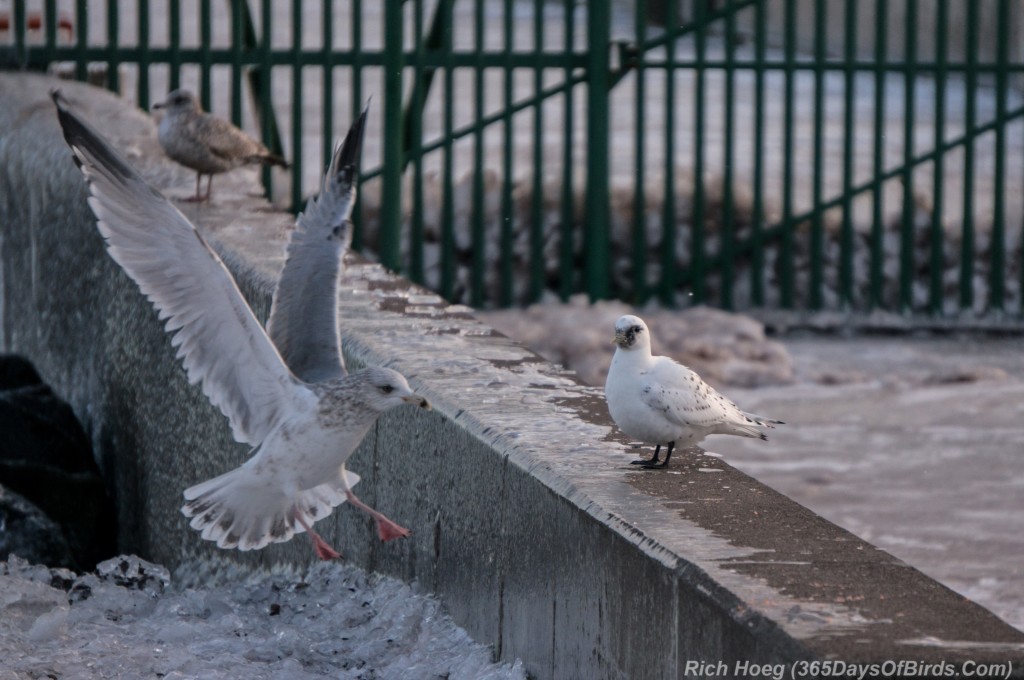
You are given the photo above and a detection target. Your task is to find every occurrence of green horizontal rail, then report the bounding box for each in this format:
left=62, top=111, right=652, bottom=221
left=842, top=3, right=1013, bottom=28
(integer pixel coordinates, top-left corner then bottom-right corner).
left=22, top=46, right=590, bottom=70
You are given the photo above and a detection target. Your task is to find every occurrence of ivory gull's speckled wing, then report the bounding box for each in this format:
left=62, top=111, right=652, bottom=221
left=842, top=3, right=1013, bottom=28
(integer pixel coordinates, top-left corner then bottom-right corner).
left=52, top=90, right=310, bottom=447
left=267, top=103, right=368, bottom=383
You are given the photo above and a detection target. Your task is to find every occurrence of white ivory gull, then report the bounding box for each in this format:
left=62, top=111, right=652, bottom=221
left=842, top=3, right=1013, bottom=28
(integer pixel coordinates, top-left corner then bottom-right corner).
left=604, top=314, right=782, bottom=469
left=53, top=91, right=429, bottom=560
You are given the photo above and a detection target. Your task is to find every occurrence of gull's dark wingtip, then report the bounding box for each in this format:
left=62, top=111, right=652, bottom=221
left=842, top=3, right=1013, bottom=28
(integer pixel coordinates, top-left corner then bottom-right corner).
left=50, top=89, right=143, bottom=186
left=332, top=100, right=369, bottom=180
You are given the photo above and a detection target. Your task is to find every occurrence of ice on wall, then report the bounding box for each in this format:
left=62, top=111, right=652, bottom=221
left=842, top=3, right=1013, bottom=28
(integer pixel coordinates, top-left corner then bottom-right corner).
left=0, top=554, right=525, bottom=680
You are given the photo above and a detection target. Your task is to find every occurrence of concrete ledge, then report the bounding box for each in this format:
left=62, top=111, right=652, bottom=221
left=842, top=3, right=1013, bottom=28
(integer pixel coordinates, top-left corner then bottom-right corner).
left=2, top=75, right=1023, bottom=679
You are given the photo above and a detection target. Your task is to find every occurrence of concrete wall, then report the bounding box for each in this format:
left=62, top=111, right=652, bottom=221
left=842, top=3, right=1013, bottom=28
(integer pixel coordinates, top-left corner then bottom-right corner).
left=2, top=74, right=1023, bottom=679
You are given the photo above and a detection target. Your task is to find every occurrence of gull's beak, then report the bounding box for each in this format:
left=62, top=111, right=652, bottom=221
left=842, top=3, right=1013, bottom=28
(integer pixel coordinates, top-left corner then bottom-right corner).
left=152, top=101, right=165, bottom=110
left=402, top=394, right=431, bottom=410
left=612, top=331, right=627, bottom=347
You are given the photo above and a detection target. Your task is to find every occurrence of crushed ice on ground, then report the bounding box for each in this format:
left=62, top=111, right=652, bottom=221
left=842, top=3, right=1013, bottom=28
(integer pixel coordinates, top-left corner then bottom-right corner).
left=0, top=554, right=526, bottom=680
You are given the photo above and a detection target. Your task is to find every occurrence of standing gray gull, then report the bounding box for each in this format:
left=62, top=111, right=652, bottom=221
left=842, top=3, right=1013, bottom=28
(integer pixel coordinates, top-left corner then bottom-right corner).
left=152, top=88, right=289, bottom=202
left=605, top=315, right=782, bottom=469
left=52, top=91, right=429, bottom=560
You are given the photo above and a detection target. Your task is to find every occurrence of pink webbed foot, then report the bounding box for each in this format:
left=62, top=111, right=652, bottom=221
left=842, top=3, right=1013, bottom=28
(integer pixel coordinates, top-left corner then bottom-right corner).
left=309, top=531, right=342, bottom=561
left=294, top=507, right=342, bottom=560
left=374, top=518, right=411, bottom=542
left=344, top=490, right=411, bottom=542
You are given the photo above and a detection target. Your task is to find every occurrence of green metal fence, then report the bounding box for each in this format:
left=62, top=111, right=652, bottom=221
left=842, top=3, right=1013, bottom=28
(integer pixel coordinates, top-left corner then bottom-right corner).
left=4, top=0, right=1023, bottom=318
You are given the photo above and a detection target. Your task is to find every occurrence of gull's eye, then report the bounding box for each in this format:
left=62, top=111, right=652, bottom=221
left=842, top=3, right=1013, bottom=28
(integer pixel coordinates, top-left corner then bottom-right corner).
left=379, top=385, right=394, bottom=394
left=631, top=325, right=643, bottom=334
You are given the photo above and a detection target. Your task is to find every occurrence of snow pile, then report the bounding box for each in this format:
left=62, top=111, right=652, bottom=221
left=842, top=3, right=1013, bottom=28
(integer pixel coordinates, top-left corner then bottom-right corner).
left=0, top=554, right=525, bottom=680
left=479, top=296, right=793, bottom=388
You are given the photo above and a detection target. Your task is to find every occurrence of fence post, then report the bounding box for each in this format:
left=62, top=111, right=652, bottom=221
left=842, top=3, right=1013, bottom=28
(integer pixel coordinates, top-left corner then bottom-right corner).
left=381, top=0, right=404, bottom=271
left=585, top=2, right=611, bottom=301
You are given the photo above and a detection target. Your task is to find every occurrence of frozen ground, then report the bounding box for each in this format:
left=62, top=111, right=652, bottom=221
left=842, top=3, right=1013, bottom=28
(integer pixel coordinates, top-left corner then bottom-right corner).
left=0, top=554, right=524, bottom=680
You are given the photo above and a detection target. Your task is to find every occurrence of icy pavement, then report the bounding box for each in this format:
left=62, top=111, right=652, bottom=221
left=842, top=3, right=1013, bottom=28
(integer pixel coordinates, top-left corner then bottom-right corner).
left=0, top=554, right=525, bottom=680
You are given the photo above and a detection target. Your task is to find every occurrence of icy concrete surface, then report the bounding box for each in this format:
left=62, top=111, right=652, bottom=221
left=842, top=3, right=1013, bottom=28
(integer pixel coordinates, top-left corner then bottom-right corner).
left=0, top=555, right=525, bottom=680
left=486, top=301, right=1024, bottom=635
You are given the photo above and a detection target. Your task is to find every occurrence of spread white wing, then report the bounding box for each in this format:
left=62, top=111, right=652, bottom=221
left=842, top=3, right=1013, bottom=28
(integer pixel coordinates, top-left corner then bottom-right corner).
left=53, top=91, right=310, bottom=446
left=266, top=104, right=368, bottom=383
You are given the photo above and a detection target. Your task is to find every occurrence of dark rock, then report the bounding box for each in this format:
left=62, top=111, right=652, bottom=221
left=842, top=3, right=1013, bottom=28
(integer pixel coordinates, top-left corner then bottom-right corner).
left=0, top=484, right=76, bottom=568
left=0, top=355, right=116, bottom=569
left=0, top=355, right=43, bottom=390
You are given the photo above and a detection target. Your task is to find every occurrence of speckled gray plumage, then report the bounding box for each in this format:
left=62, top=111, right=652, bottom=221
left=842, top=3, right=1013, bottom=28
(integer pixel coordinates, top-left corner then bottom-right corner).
left=153, top=89, right=287, bottom=200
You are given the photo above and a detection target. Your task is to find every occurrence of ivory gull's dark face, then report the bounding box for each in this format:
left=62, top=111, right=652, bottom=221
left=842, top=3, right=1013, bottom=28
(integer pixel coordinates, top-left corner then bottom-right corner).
left=613, top=315, right=647, bottom=350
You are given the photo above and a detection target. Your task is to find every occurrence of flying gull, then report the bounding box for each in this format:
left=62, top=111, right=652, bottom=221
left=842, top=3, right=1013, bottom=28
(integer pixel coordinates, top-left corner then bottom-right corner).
left=605, top=314, right=782, bottom=469
left=53, top=91, right=429, bottom=560
left=153, top=88, right=289, bottom=202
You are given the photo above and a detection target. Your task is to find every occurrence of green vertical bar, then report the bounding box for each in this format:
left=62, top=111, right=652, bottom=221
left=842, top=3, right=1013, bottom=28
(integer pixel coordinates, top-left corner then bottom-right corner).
left=410, top=0, right=426, bottom=284
left=470, top=0, right=486, bottom=306
left=381, top=0, right=405, bottom=271
left=440, top=0, right=456, bottom=300
left=107, top=0, right=120, bottom=92
left=291, top=0, right=304, bottom=211
left=751, top=0, right=766, bottom=306
left=75, top=0, right=88, bottom=82
left=899, top=0, right=916, bottom=312
left=322, top=0, right=334, bottom=171
left=137, top=0, right=150, bottom=108
left=929, top=0, right=947, bottom=315
left=780, top=0, right=796, bottom=308
left=992, top=0, right=1009, bottom=311
left=13, top=0, right=25, bottom=68
left=44, top=0, right=57, bottom=67
left=230, top=1, right=243, bottom=125
left=840, top=0, right=857, bottom=308
left=720, top=0, right=736, bottom=309
left=200, top=0, right=212, bottom=107
left=632, top=0, right=648, bottom=304
left=169, top=1, right=181, bottom=91
left=688, top=0, right=705, bottom=304
left=585, top=0, right=610, bottom=301
left=810, top=0, right=825, bottom=309
left=529, top=0, right=545, bottom=303
left=351, top=0, right=365, bottom=249
left=959, top=0, right=978, bottom=311
left=559, top=0, right=575, bottom=300
left=260, top=0, right=274, bottom=195
left=870, top=0, right=887, bottom=309
left=500, top=0, right=515, bottom=305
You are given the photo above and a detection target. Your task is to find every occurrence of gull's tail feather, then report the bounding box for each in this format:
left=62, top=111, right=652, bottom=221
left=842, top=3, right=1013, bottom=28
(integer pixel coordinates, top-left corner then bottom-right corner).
left=719, top=411, right=783, bottom=441
left=181, top=466, right=360, bottom=552
left=744, top=411, right=784, bottom=428
left=257, top=151, right=290, bottom=169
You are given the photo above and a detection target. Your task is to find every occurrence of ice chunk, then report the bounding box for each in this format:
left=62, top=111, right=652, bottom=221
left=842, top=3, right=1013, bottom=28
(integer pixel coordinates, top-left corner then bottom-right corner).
left=26, top=604, right=68, bottom=642
left=95, top=554, right=171, bottom=596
